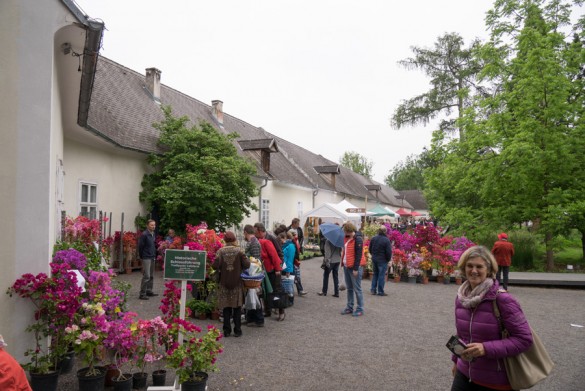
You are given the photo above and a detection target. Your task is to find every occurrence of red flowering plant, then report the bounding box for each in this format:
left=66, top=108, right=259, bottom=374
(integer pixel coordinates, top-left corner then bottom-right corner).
left=131, top=316, right=169, bottom=376
left=391, top=248, right=408, bottom=277
left=6, top=263, right=83, bottom=374
left=412, top=224, right=441, bottom=253
left=165, top=323, right=223, bottom=384
left=157, top=236, right=184, bottom=269
left=160, top=281, right=194, bottom=347
left=103, top=311, right=138, bottom=381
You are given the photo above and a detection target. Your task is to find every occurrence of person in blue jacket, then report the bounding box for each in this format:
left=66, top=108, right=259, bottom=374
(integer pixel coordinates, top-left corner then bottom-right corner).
left=369, top=225, right=392, bottom=296
left=280, top=232, right=296, bottom=311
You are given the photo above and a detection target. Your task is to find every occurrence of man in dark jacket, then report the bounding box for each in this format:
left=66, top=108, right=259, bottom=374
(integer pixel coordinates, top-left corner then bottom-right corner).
left=369, top=225, right=392, bottom=296
left=288, top=218, right=304, bottom=253
left=138, top=219, right=158, bottom=300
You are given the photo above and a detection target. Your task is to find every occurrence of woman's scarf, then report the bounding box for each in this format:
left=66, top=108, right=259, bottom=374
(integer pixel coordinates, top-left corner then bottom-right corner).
left=457, top=278, right=494, bottom=309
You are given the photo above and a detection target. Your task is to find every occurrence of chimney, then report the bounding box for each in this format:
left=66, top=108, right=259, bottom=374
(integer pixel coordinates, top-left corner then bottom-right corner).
left=212, top=100, right=224, bottom=125
left=145, top=67, right=162, bottom=102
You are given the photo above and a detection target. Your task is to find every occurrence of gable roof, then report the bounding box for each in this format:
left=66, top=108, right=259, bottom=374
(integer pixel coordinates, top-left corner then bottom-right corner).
left=398, top=190, right=428, bottom=210
left=86, top=56, right=411, bottom=208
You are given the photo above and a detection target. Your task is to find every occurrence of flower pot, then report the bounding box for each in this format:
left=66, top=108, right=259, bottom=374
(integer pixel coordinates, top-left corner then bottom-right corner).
left=408, top=276, right=417, bottom=284
left=132, top=372, right=148, bottom=389
left=444, top=276, right=451, bottom=284
left=422, top=276, right=429, bottom=285
left=105, top=366, right=120, bottom=387
left=197, top=312, right=208, bottom=320
left=152, top=369, right=167, bottom=386
left=437, top=276, right=444, bottom=284
left=112, top=373, right=133, bottom=391
left=57, top=350, right=75, bottom=374
left=210, top=311, right=220, bottom=321
left=181, top=372, right=209, bottom=391
left=455, top=277, right=463, bottom=285
left=393, top=275, right=400, bottom=283
left=77, top=366, right=106, bottom=391
left=30, top=370, right=59, bottom=391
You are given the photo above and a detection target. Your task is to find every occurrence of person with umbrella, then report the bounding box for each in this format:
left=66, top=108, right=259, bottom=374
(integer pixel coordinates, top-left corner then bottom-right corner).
left=340, top=222, right=366, bottom=317
left=317, top=234, right=342, bottom=297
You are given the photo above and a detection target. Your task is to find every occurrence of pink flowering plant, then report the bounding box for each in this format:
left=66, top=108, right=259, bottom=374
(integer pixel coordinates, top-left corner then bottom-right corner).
left=103, top=311, right=138, bottom=381
left=166, top=323, right=223, bottom=384
left=6, top=263, right=82, bottom=374
left=65, top=302, right=110, bottom=376
left=132, top=316, right=169, bottom=375
left=85, top=270, right=125, bottom=319
left=52, top=248, right=88, bottom=272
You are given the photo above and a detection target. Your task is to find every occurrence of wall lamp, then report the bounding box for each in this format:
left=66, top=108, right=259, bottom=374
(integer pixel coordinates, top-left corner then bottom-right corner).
left=61, top=42, right=83, bottom=72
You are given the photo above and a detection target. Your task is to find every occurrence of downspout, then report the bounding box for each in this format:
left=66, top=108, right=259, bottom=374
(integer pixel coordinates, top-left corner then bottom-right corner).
left=312, top=186, right=319, bottom=208
left=258, top=179, right=268, bottom=222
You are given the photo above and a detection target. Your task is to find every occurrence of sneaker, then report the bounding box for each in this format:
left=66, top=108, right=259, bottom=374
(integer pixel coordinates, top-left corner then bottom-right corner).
left=352, top=310, right=364, bottom=317
left=234, top=331, right=242, bottom=338
left=332, top=293, right=339, bottom=297
left=370, top=290, right=377, bottom=295
left=340, top=308, right=353, bottom=315
left=146, top=292, right=159, bottom=297
left=317, top=292, right=326, bottom=296
left=299, top=291, right=308, bottom=296
left=139, top=295, right=149, bottom=300
left=378, top=293, right=388, bottom=296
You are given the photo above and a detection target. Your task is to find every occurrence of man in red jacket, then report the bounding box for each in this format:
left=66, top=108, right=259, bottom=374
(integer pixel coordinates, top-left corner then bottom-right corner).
left=491, top=233, right=515, bottom=290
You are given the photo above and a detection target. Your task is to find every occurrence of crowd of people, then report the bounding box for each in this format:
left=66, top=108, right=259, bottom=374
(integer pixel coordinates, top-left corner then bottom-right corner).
left=133, top=217, right=538, bottom=391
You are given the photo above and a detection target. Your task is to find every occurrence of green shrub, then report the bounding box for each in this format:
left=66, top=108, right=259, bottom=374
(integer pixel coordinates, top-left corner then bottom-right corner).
left=508, top=230, right=538, bottom=271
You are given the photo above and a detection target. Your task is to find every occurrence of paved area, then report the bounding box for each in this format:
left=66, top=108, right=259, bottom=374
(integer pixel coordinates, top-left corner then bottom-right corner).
left=57, top=257, right=585, bottom=390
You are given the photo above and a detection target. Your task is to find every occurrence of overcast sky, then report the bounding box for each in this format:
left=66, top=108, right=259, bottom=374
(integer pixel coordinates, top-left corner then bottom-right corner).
left=76, top=0, right=495, bottom=182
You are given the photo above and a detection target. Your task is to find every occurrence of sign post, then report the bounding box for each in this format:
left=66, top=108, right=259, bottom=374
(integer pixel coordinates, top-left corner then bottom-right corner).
left=149, top=249, right=207, bottom=391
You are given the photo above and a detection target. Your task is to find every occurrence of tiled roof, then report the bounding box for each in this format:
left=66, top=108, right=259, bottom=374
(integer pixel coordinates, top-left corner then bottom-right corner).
left=398, top=190, right=428, bottom=210
left=314, top=165, right=340, bottom=174
left=87, top=56, right=410, bottom=207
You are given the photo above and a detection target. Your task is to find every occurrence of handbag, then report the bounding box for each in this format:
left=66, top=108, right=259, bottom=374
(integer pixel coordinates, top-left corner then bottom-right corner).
left=493, top=290, right=554, bottom=389
left=268, top=291, right=290, bottom=309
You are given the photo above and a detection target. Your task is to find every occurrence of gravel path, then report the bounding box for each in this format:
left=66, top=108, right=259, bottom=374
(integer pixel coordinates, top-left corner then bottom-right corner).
left=57, top=256, right=585, bottom=390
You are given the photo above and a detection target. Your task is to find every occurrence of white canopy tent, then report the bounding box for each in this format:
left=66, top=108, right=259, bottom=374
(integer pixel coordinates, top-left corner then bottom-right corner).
left=302, top=200, right=366, bottom=224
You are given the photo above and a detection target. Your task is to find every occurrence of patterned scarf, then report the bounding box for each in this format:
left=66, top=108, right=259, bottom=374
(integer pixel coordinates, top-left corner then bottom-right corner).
left=457, top=278, right=494, bottom=309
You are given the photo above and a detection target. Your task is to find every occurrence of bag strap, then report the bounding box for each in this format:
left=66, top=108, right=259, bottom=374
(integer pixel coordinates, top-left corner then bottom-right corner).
left=492, top=289, right=509, bottom=338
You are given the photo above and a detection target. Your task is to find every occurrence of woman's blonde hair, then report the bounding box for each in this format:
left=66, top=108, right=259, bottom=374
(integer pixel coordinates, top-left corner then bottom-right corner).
left=457, top=245, right=498, bottom=278
left=342, top=222, right=357, bottom=233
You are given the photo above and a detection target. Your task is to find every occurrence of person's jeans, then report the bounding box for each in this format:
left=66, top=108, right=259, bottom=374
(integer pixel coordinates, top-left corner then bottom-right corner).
left=496, top=266, right=510, bottom=290
left=371, top=260, right=388, bottom=295
left=343, top=266, right=363, bottom=312
left=222, top=307, right=242, bottom=335
left=140, top=258, right=155, bottom=296
left=322, top=262, right=340, bottom=295
left=293, top=266, right=304, bottom=293
left=451, top=370, right=507, bottom=391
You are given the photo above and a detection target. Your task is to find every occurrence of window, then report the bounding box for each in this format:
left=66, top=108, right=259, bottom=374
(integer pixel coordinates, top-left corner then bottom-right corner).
left=80, top=182, right=97, bottom=219
left=261, top=199, right=270, bottom=228
left=297, top=201, right=303, bottom=219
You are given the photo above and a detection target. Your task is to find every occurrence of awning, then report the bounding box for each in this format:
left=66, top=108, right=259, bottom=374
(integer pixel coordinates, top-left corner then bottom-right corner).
left=395, top=208, right=412, bottom=217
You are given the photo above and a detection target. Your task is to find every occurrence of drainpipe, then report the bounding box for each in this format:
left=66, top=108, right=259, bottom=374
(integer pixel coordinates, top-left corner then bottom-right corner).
left=258, top=178, right=268, bottom=221
left=312, top=187, right=319, bottom=208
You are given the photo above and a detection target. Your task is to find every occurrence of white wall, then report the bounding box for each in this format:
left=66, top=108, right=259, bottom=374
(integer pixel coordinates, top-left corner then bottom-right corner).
left=0, top=0, right=76, bottom=359
left=63, top=138, right=148, bottom=232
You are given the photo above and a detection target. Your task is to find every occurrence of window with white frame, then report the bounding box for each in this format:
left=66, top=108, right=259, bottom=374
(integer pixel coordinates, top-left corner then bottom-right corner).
left=80, top=182, right=97, bottom=219
left=297, top=201, right=303, bottom=219
left=261, top=199, right=270, bottom=228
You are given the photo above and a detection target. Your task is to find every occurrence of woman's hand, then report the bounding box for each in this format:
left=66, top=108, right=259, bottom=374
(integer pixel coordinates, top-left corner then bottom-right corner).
left=452, top=364, right=457, bottom=377
left=462, top=343, right=485, bottom=361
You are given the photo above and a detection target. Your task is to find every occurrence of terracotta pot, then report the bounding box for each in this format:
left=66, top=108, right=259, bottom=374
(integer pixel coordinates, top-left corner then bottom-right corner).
left=197, top=312, right=207, bottom=320
left=422, top=276, right=429, bottom=285
left=455, top=277, right=463, bottom=285
left=393, top=275, right=400, bottom=283
left=437, top=275, right=445, bottom=284
left=210, top=311, right=220, bottom=320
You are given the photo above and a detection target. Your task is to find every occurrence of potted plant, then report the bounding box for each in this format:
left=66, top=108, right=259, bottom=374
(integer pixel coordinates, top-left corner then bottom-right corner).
left=6, top=262, right=83, bottom=391
left=132, top=317, right=168, bottom=389
left=166, top=322, right=223, bottom=391
left=65, top=302, right=110, bottom=389
left=187, top=299, right=213, bottom=320
left=103, top=311, right=137, bottom=390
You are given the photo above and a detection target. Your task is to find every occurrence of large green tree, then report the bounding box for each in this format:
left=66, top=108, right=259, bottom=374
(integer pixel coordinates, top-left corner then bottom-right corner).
left=339, top=151, right=373, bottom=178
left=425, top=0, right=585, bottom=270
left=384, top=149, right=437, bottom=191
left=391, top=33, right=485, bottom=139
left=140, top=107, right=258, bottom=231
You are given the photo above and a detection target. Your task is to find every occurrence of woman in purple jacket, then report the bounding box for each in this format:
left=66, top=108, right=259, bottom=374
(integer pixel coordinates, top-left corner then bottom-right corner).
left=451, top=246, right=533, bottom=391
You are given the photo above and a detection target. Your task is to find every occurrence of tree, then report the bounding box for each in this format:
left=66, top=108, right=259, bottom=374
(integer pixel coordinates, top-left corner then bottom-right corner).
left=425, top=0, right=585, bottom=270
left=140, top=107, right=258, bottom=231
left=339, top=151, right=373, bottom=179
left=384, top=149, right=436, bottom=191
left=391, top=33, right=485, bottom=139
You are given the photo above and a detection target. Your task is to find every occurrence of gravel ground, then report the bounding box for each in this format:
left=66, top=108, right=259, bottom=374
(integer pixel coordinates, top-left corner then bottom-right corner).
left=56, top=256, right=585, bottom=390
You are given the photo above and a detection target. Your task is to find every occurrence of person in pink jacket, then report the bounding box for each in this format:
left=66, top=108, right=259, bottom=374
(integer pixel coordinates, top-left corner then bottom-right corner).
left=451, top=246, right=532, bottom=391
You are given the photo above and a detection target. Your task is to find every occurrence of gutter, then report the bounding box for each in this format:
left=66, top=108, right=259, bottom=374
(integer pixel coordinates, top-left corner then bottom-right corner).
left=312, top=186, right=319, bottom=208
left=77, top=20, right=104, bottom=128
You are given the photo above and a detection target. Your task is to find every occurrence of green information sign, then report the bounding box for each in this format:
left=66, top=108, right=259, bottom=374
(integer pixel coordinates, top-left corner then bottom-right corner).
left=164, top=249, right=207, bottom=281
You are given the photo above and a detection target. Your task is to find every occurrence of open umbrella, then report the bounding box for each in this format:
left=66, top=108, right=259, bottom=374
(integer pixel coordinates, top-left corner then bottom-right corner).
left=319, top=223, right=344, bottom=248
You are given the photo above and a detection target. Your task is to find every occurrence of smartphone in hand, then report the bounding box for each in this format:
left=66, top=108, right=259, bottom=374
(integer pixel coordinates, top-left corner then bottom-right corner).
left=446, top=335, right=468, bottom=358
